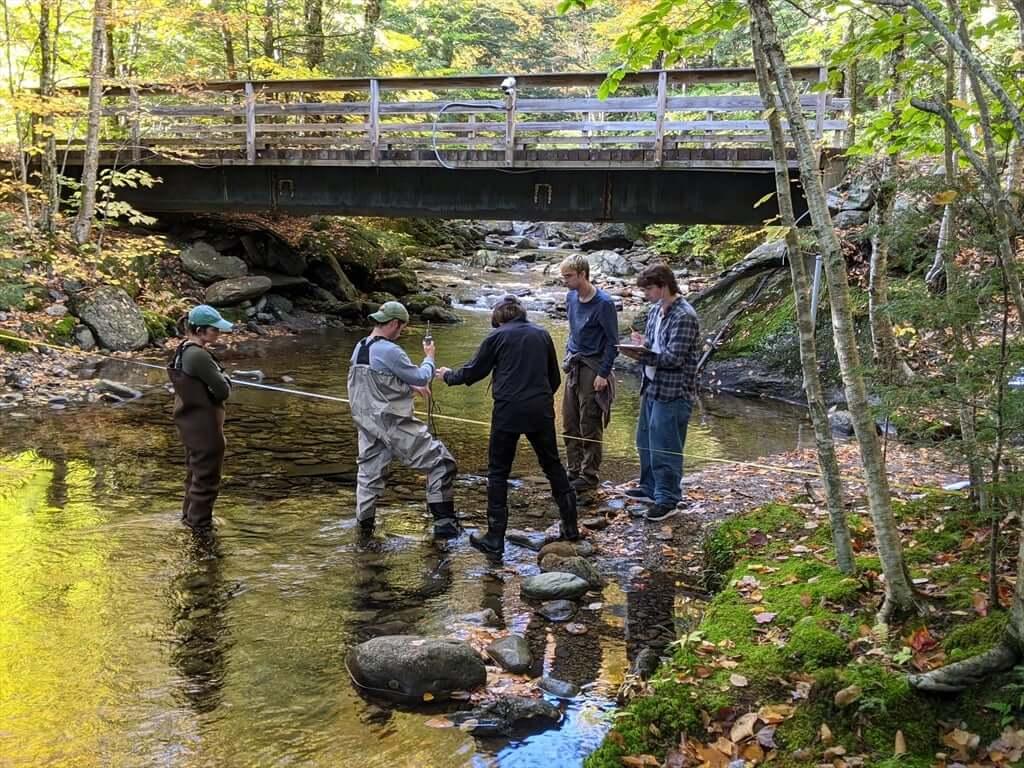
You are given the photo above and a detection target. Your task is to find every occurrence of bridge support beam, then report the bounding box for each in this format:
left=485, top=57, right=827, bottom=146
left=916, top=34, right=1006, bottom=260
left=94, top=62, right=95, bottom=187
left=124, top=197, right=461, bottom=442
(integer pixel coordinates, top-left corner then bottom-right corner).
left=65, top=163, right=820, bottom=225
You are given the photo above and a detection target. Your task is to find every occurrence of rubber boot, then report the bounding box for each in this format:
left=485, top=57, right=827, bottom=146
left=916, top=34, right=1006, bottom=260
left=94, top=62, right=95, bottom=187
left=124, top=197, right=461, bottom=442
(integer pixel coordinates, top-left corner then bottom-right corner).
left=428, top=500, right=461, bottom=539
left=557, top=490, right=580, bottom=542
left=356, top=516, right=375, bottom=546
left=469, top=507, right=507, bottom=558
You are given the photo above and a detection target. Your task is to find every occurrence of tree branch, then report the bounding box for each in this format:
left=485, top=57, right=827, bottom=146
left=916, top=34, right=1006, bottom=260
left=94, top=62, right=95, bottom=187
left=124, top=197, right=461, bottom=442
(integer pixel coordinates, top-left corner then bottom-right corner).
left=868, top=0, right=1024, bottom=145
left=910, top=96, right=996, bottom=188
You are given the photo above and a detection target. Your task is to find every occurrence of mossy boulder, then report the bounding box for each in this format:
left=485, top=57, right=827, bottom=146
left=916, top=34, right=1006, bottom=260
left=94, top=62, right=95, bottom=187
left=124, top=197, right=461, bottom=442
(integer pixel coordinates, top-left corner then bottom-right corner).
left=301, top=219, right=381, bottom=288
left=373, top=268, right=419, bottom=297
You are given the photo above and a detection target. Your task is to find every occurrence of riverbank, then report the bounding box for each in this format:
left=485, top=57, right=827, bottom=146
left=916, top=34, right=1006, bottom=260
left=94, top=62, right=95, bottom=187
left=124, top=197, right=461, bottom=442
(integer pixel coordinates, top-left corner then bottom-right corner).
left=584, top=477, right=1021, bottom=768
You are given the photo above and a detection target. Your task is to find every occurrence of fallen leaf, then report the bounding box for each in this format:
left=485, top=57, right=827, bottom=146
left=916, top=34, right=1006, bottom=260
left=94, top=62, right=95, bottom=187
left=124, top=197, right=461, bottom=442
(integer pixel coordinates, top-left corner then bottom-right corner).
left=834, top=684, right=862, bottom=707
left=730, top=673, right=749, bottom=688
left=754, top=612, right=777, bottom=624
left=757, top=725, right=778, bottom=750
left=741, top=741, right=766, bottom=763
left=758, top=703, right=795, bottom=724
left=895, top=730, right=907, bottom=755
left=422, top=692, right=435, bottom=702
left=457, top=718, right=479, bottom=732
left=424, top=717, right=453, bottom=728
left=799, top=593, right=813, bottom=609
left=711, top=736, right=734, bottom=756
left=907, top=626, right=937, bottom=653
left=730, top=712, right=760, bottom=743
left=972, top=592, right=989, bottom=617
left=820, top=723, right=834, bottom=744
left=620, top=755, right=659, bottom=767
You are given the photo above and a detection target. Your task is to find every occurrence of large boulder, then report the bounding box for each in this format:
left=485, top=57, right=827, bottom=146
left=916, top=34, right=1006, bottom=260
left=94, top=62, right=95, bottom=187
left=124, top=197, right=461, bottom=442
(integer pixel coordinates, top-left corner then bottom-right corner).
left=346, top=636, right=486, bottom=701
left=240, top=234, right=307, bottom=276
left=205, top=276, right=273, bottom=307
left=374, top=268, right=419, bottom=297
left=827, top=183, right=874, bottom=212
left=586, top=249, right=633, bottom=277
left=833, top=209, right=870, bottom=229
left=580, top=222, right=635, bottom=251
left=470, top=249, right=514, bottom=269
left=71, top=285, right=149, bottom=351
left=305, top=252, right=360, bottom=302
left=180, top=241, right=248, bottom=284
left=521, top=572, right=591, bottom=601
left=486, top=635, right=533, bottom=674
left=421, top=305, right=460, bottom=324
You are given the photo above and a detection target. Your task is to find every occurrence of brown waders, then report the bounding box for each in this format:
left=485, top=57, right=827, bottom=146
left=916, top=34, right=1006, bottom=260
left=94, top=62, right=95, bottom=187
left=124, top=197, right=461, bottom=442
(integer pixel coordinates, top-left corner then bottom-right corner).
left=169, top=342, right=227, bottom=530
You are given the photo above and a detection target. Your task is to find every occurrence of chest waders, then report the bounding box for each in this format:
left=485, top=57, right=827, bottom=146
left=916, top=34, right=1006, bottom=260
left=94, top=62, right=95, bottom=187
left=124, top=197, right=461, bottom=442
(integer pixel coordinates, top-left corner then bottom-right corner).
left=168, top=341, right=226, bottom=531
left=346, top=336, right=459, bottom=539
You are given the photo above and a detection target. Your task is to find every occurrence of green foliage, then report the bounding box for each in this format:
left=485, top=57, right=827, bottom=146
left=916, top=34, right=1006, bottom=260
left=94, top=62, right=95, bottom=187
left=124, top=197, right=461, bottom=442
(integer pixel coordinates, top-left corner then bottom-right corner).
left=47, top=316, right=75, bottom=343
left=142, top=310, right=176, bottom=343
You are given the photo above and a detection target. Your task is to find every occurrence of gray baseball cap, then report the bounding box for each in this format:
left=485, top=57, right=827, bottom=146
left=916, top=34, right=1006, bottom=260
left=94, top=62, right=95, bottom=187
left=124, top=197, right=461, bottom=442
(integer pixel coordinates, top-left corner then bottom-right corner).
left=369, top=301, right=410, bottom=324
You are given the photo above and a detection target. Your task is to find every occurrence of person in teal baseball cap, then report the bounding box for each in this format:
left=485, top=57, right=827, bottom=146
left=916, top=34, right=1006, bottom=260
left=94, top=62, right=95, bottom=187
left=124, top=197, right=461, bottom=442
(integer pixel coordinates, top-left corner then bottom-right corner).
left=167, top=304, right=234, bottom=532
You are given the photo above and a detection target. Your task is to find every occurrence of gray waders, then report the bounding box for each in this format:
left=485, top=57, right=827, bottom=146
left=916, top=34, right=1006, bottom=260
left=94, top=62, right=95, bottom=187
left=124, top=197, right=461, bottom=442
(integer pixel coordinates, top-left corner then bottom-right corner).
left=347, top=337, right=458, bottom=537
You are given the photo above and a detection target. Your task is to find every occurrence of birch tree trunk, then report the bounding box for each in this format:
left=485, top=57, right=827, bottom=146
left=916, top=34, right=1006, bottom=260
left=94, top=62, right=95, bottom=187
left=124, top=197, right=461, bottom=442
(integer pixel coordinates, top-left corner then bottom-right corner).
left=748, top=0, right=917, bottom=621
left=868, top=38, right=913, bottom=382
left=751, top=18, right=855, bottom=576
left=38, top=0, right=59, bottom=233
left=72, top=0, right=108, bottom=245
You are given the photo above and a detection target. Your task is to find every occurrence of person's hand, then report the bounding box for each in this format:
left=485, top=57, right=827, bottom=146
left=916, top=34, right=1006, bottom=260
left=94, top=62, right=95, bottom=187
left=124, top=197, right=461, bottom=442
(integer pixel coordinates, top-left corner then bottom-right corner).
left=631, top=331, right=645, bottom=345
left=435, top=366, right=451, bottom=382
left=423, top=339, right=436, bottom=359
left=594, top=375, right=609, bottom=392
left=412, top=384, right=432, bottom=399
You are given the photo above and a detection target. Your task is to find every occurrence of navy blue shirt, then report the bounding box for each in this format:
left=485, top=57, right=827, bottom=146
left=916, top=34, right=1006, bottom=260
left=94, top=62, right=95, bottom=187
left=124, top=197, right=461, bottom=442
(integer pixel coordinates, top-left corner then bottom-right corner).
left=566, top=288, right=619, bottom=377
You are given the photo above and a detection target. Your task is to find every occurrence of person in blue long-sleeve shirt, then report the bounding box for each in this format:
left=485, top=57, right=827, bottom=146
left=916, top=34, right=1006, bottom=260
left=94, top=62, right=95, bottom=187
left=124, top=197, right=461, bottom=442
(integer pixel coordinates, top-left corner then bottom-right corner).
left=559, top=254, right=619, bottom=492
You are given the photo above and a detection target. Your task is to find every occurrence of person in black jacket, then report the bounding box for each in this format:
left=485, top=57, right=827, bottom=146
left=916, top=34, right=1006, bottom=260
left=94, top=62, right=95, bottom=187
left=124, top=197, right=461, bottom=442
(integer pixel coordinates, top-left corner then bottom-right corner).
left=435, top=295, right=579, bottom=557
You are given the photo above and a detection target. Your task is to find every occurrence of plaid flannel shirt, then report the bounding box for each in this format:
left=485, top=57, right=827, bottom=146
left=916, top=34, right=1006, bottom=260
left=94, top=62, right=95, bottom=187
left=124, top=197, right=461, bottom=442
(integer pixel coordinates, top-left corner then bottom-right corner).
left=638, top=297, right=701, bottom=402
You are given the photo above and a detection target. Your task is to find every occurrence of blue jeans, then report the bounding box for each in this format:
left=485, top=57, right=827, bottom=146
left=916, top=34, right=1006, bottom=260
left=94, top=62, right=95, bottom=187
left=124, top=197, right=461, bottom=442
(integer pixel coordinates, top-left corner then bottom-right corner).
left=636, top=395, right=693, bottom=506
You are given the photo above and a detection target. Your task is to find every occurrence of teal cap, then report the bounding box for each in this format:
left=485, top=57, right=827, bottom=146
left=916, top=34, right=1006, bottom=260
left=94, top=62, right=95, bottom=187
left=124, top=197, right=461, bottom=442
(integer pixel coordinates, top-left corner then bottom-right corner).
left=369, top=301, right=410, bottom=324
left=188, top=304, right=233, bottom=331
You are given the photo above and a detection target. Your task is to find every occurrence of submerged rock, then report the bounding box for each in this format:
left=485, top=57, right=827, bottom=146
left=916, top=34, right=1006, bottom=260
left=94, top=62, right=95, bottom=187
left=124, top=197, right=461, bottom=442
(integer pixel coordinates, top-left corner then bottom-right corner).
left=521, top=572, right=590, bottom=601
left=448, top=696, right=561, bottom=736
left=486, top=635, right=532, bottom=673
left=536, top=600, right=577, bottom=622
left=346, top=636, right=486, bottom=701
left=538, top=677, right=579, bottom=699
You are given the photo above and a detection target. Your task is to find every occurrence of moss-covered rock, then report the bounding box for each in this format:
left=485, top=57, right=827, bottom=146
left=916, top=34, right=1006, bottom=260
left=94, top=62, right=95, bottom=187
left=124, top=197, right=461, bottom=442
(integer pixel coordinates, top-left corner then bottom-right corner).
left=47, top=316, right=76, bottom=344
left=373, top=268, right=419, bottom=297
left=142, top=310, right=177, bottom=342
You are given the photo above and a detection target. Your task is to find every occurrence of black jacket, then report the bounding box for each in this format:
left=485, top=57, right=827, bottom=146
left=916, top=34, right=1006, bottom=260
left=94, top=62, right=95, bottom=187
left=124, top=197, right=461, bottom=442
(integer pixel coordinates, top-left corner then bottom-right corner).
left=444, top=316, right=561, bottom=431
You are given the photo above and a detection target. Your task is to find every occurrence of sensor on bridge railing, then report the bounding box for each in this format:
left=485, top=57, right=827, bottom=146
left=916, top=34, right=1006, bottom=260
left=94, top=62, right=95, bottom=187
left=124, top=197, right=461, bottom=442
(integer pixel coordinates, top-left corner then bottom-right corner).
left=500, top=76, right=517, bottom=97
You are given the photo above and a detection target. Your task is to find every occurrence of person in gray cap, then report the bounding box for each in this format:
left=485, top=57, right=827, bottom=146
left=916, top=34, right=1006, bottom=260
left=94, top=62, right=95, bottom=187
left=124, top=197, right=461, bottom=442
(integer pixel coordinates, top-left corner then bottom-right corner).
left=347, top=301, right=459, bottom=539
left=168, top=304, right=234, bottom=531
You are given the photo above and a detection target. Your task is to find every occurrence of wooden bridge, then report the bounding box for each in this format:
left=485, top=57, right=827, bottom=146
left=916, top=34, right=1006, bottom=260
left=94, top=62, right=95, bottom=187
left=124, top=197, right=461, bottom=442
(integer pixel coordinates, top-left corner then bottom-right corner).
left=56, top=66, right=850, bottom=223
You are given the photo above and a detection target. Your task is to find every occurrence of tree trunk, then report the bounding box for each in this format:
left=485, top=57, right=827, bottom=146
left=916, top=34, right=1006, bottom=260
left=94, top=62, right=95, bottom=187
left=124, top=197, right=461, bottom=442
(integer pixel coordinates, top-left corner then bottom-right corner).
left=216, top=0, right=238, bottom=79
left=843, top=17, right=857, bottom=147
left=749, top=0, right=917, bottom=621
left=362, top=0, right=381, bottom=61
left=303, top=0, right=324, bottom=70
left=751, top=17, right=855, bottom=576
left=38, top=0, right=60, bottom=233
left=72, top=0, right=108, bottom=245
left=1, top=0, right=34, bottom=227
left=262, top=0, right=274, bottom=59
left=868, top=38, right=913, bottom=382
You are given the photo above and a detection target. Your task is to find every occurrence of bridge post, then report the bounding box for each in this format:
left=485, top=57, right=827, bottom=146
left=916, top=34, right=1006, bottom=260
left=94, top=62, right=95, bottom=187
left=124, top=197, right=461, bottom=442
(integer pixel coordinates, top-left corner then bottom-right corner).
left=654, top=69, right=667, bottom=166
left=369, top=78, right=380, bottom=165
left=244, top=82, right=256, bottom=164
left=504, top=88, right=517, bottom=167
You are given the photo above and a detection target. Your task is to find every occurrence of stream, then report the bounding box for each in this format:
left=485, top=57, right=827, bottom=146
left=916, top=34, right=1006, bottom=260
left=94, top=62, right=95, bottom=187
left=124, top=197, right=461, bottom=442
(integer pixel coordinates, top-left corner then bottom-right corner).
left=0, top=268, right=815, bottom=767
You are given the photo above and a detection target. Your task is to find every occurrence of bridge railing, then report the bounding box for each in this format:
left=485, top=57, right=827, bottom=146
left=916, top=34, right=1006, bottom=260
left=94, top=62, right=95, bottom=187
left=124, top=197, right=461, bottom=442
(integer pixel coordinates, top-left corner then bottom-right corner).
left=57, top=67, right=849, bottom=169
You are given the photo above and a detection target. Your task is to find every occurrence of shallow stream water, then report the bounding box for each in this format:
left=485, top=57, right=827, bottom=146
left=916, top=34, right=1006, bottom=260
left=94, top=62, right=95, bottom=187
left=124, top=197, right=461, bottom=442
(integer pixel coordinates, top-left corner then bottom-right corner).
left=0, top=307, right=813, bottom=768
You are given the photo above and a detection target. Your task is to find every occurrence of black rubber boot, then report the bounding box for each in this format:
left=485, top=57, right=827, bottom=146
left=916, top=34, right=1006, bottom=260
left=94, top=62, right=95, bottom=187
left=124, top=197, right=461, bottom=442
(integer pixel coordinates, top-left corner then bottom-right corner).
left=557, top=490, right=580, bottom=542
left=428, top=500, right=461, bottom=539
left=356, top=516, right=375, bottom=545
left=469, top=507, right=507, bottom=558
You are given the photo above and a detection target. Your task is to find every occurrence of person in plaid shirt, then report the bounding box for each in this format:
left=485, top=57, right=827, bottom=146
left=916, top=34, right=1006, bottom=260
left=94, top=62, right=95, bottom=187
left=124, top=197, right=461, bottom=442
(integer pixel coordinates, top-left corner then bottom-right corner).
left=618, top=264, right=701, bottom=520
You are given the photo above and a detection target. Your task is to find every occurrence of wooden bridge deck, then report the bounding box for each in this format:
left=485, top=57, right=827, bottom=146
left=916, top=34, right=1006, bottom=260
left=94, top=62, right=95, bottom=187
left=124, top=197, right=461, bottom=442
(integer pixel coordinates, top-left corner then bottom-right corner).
left=58, top=66, right=848, bottom=172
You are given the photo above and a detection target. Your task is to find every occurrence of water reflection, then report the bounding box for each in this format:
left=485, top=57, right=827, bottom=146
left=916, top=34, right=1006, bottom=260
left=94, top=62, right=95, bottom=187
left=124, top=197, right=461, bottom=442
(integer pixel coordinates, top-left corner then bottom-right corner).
left=169, top=532, right=233, bottom=715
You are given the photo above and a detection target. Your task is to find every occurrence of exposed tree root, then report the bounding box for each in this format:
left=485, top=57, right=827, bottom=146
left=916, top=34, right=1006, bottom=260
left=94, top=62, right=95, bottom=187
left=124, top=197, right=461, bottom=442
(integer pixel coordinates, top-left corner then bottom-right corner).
left=908, top=641, right=1019, bottom=692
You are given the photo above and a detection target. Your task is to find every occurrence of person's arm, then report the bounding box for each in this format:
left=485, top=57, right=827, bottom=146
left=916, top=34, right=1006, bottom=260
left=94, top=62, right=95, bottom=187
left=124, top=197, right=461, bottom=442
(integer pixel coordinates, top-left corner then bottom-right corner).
left=597, top=298, right=619, bottom=378
left=638, top=310, right=700, bottom=370
left=379, top=343, right=435, bottom=387
left=546, top=334, right=562, bottom=393
left=183, top=347, right=231, bottom=402
left=444, top=333, right=498, bottom=386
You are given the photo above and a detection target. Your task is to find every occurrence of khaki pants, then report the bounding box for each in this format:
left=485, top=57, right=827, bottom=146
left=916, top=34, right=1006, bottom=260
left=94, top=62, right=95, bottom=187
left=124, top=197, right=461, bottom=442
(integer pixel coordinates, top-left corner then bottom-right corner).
left=562, top=362, right=605, bottom=486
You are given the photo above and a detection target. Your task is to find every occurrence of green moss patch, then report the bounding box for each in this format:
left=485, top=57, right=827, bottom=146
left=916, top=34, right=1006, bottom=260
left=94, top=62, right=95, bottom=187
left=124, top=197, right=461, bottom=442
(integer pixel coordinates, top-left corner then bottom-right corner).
left=586, top=493, right=1016, bottom=768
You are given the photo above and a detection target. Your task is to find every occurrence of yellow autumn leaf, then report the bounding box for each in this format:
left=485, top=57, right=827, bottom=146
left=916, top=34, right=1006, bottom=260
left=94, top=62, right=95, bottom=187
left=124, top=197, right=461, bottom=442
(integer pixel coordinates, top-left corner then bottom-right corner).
left=422, top=692, right=434, bottom=702
left=932, top=189, right=958, bottom=205
left=949, top=98, right=970, bottom=110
